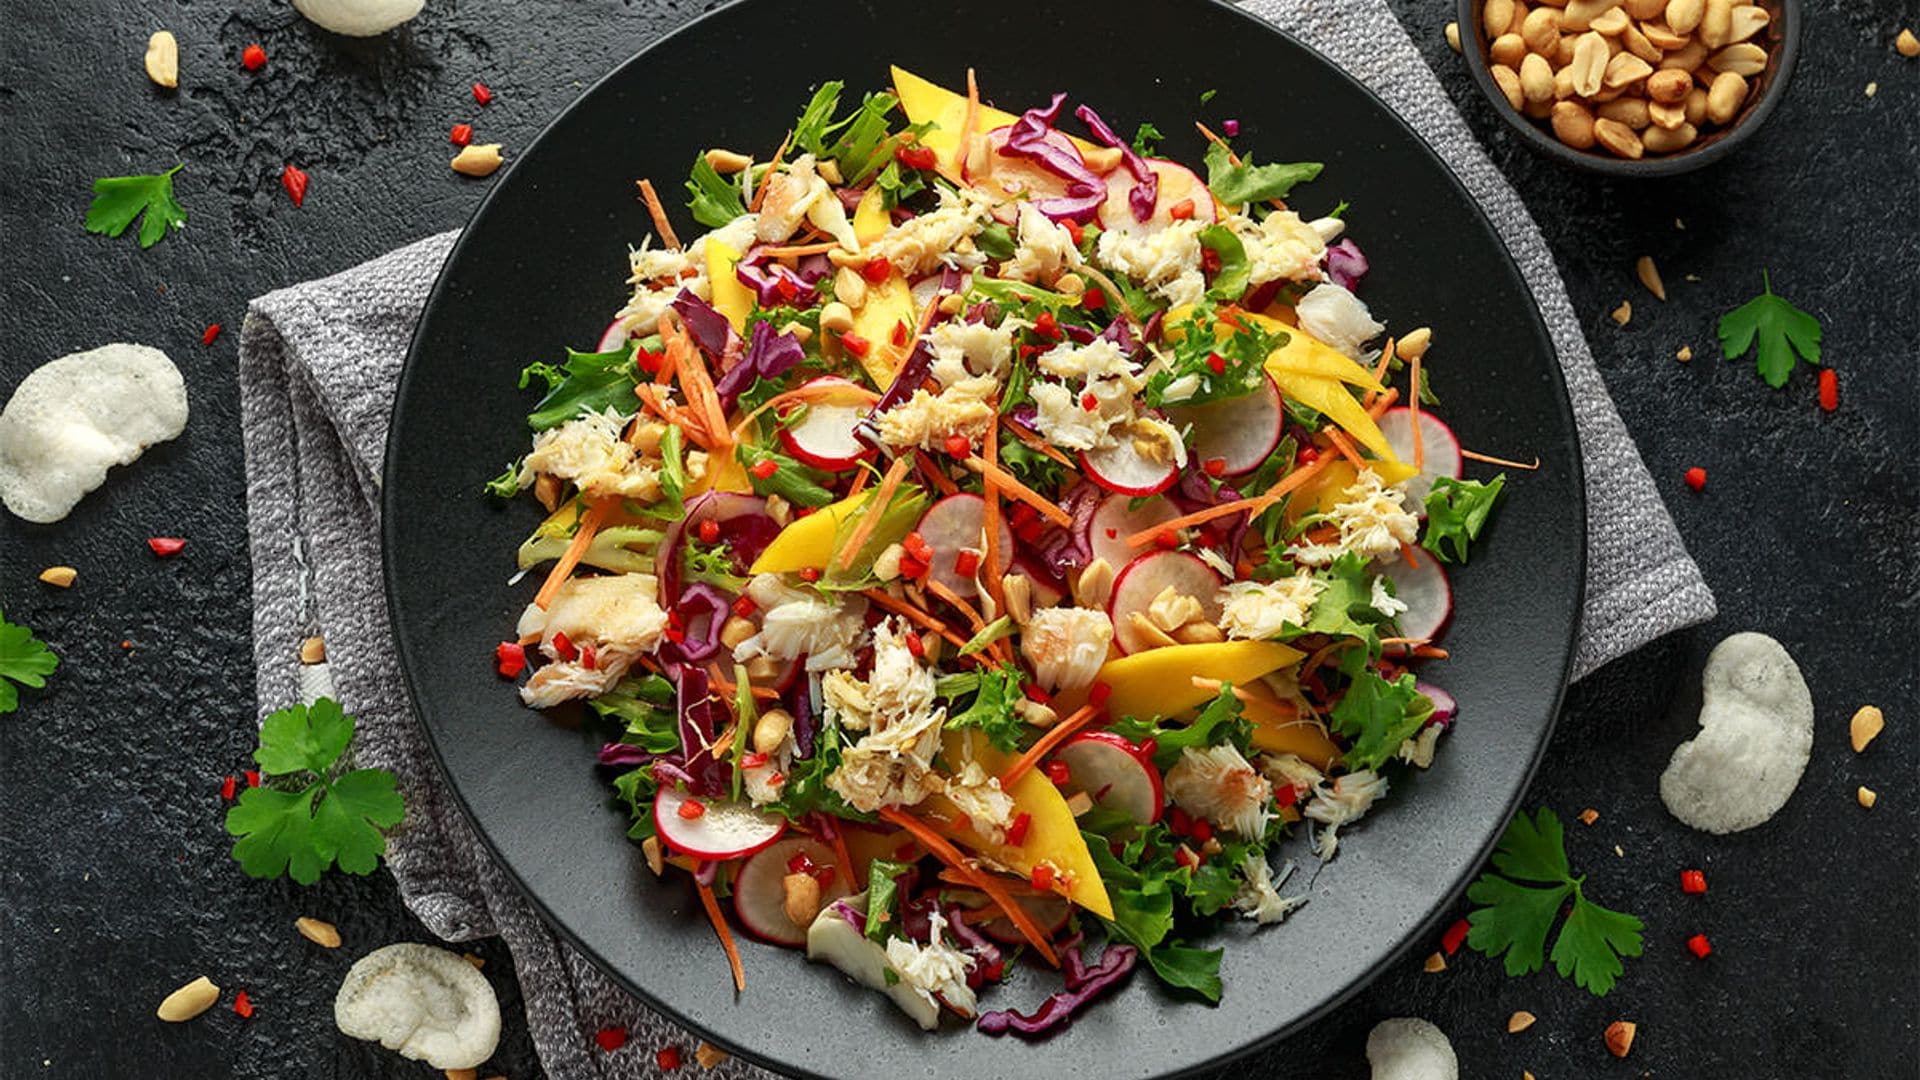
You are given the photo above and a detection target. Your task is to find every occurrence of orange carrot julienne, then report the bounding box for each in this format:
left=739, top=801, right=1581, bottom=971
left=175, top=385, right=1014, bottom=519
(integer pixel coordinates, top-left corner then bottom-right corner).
left=847, top=466, right=873, bottom=497
left=999, top=703, right=1100, bottom=787
left=914, top=449, right=960, bottom=497
left=1363, top=337, right=1397, bottom=406
left=837, top=456, right=913, bottom=571
left=962, top=456, right=1072, bottom=528
left=1365, top=387, right=1401, bottom=419
left=1000, top=416, right=1080, bottom=472
left=696, top=878, right=745, bottom=992
left=980, top=420, right=1006, bottom=617
left=829, top=828, right=857, bottom=889
left=1409, top=352, right=1425, bottom=471
left=533, top=498, right=612, bottom=609
left=634, top=179, right=681, bottom=251
left=1413, top=645, right=1450, bottom=659
left=877, top=808, right=1059, bottom=968
left=750, top=133, right=791, bottom=213
left=924, top=578, right=988, bottom=635
left=1124, top=453, right=1334, bottom=548
left=1323, top=428, right=1368, bottom=472
left=861, top=588, right=971, bottom=652
left=1460, top=448, right=1542, bottom=470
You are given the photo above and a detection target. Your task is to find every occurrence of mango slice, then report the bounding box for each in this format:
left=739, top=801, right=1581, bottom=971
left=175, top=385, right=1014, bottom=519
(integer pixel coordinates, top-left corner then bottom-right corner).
left=748, top=490, right=874, bottom=574
left=852, top=187, right=891, bottom=246
left=705, top=239, right=753, bottom=333
left=1092, top=640, right=1303, bottom=723
left=847, top=273, right=917, bottom=389
left=890, top=64, right=1097, bottom=182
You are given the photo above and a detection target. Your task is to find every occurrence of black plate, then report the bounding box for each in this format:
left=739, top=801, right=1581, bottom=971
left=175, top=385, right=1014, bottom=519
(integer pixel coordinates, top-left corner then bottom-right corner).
left=383, top=1, right=1585, bottom=1075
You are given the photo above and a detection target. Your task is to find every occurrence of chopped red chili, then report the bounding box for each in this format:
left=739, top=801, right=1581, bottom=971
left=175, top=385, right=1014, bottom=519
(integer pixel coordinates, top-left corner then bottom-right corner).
left=1200, top=247, right=1222, bottom=275
left=1033, top=311, right=1059, bottom=340
left=895, top=144, right=938, bottom=170
left=580, top=644, right=597, bottom=671
left=890, top=319, right=910, bottom=347
left=798, top=567, right=821, bottom=583
left=1817, top=368, right=1838, bottom=412
left=1168, top=198, right=1196, bottom=220
left=232, top=989, right=254, bottom=1018
left=1206, top=352, right=1227, bottom=375
left=656, top=1044, right=684, bottom=1069
left=1169, top=807, right=1192, bottom=835
left=1080, top=391, right=1099, bottom=411
left=245, top=770, right=261, bottom=788
left=903, top=531, right=934, bottom=563
left=862, top=256, right=892, bottom=284
left=943, top=433, right=971, bottom=458
left=731, top=595, right=757, bottom=618
left=898, top=554, right=928, bottom=580
left=1006, top=812, right=1033, bottom=847
left=201, top=324, right=223, bottom=346
left=903, top=629, right=925, bottom=658
left=1029, top=864, right=1055, bottom=891
left=550, top=630, right=577, bottom=662
left=1024, top=682, right=1053, bottom=706
left=1188, top=818, right=1214, bottom=845
left=698, top=519, right=721, bottom=544
left=1680, top=868, right=1707, bottom=894
left=1173, top=846, right=1199, bottom=870
left=1686, top=933, right=1712, bottom=959
left=1153, top=529, right=1178, bottom=550
left=1043, top=759, right=1070, bottom=786
left=1441, top=917, right=1470, bottom=955
left=1082, top=286, right=1106, bottom=311
left=496, top=641, right=526, bottom=678
left=450, top=123, right=473, bottom=147
left=1089, top=681, right=1112, bottom=707
left=953, top=550, right=980, bottom=577
left=1202, top=458, right=1227, bottom=478
left=741, top=751, right=769, bottom=769
left=839, top=331, right=872, bottom=358
left=594, top=1026, right=627, bottom=1052
left=147, top=537, right=187, bottom=557
left=1063, top=219, right=1084, bottom=245
left=1684, top=466, right=1707, bottom=492
left=221, top=774, right=237, bottom=801
left=1274, top=782, right=1300, bottom=808
left=677, top=798, right=706, bottom=820
left=472, top=82, right=494, bottom=106
left=241, top=44, right=267, bottom=72
left=749, top=458, right=779, bottom=480
left=281, top=164, right=309, bottom=208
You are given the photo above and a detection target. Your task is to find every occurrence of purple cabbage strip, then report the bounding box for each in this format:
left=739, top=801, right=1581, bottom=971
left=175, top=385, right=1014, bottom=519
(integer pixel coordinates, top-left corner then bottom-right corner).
left=1141, top=309, right=1166, bottom=343
left=829, top=898, right=868, bottom=935
left=673, top=664, right=731, bottom=796
left=1032, top=480, right=1104, bottom=580
left=658, top=491, right=778, bottom=600
left=1324, top=238, right=1369, bottom=292
left=669, top=289, right=740, bottom=365
left=796, top=252, right=832, bottom=284
left=714, top=319, right=807, bottom=414
left=834, top=186, right=866, bottom=214
left=650, top=758, right=698, bottom=790
left=976, top=943, right=1139, bottom=1038
left=1060, top=322, right=1097, bottom=345
left=944, top=904, right=1005, bottom=989
left=1096, top=315, right=1136, bottom=354
left=1002, top=94, right=1106, bottom=224
left=1173, top=461, right=1250, bottom=556
left=661, top=582, right=730, bottom=665
left=789, top=675, right=819, bottom=758
left=854, top=338, right=935, bottom=450
left=595, top=742, right=650, bottom=767
left=733, top=258, right=820, bottom=311
left=1073, top=103, right=1158, bottom=223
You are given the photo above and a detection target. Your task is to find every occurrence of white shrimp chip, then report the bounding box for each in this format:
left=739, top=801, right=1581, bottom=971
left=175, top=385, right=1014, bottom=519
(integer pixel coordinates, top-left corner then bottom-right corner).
left=0, top=343, right=187, bottom=524
left=292, top=0, right=424, bottom=36
left=1659, top=632, right=1814, bottom=834
left=334, top=943, right=501, bottom=1069
left=1366, top=1017, right=1459, bottom=1080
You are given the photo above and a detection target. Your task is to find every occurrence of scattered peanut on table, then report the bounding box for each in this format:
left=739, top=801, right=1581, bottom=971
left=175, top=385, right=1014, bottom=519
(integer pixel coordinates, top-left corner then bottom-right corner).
left=1472, top=0, right=1778, bottom=158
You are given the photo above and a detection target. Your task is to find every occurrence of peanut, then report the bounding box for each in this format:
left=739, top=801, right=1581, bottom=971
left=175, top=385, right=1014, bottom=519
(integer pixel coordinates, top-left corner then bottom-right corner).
left=1665, top=0, right=1704, bottom=35
left=1551, top=100, right=1599, bottom=147
left=1899, top=29, right=1920, bottom=58
left=1171, top=620, right=1225, bottom=645
left=1081, top=145, right=1125, bottom=175
left=295, top=916, right=342, bottom=948
left=1001, top=573, right=1035, bottom=624
left=1623, top=0, right=1666, bottom=17
left=695, top=1042, right=731, bottom=1069
left=1554, top=65, right=1577, bottom=98
left=1642, top=120, right=1698, bottom=151
left=1648, top=99, right=1687, bottom=128
left=1684, top=85, right=1710, bottom=124
left=1446, top=21, right=1462, bottom=52
left=1423, top=951, right=1448, bottom=973
left=1491, top=32, right=1529, bottom=67
left=299, top=635, right=327, bottom=664
left=1857, top=786, right=1879, bottom=809
left=642, top=834, right=665, bottom=876
left=833, top=265, right=868, bottom=308
left=1520, top=52, right=1557, bottom=101
left=1610, top=299, right=1635, bottom=324
left=1646, top=67, right=1693, bottom=103
left=719, top=615, right=757, bottom=650
left=1561, top=0, right=1621, bottom=32
left=1726, top=4, right=1769, bottom=43
left=781, top=872, right=823, bottom=927
left=1641, top=19, right=1691, bottom=49
left=1589, top=6, right=1631, bottom=34
left=1598, top=97, right=1652, bottom=128
left=1509, top=1010, right=1539, bottom=1032
left=1524, top=96, right=1555, bottom=119
left=1706, top=70, right=1748, bottom=123
left=1621, top=20, right=1663, bottom=62
left=1710, top=42, right=1768, bottom=75
left=1522, top=7, right=1563, bottom=54
left=450, top=144, right=505, bottom=177
left=1398, top=326, right=1434, bottom=360
left=1698, top=0, right=1732, bottom=46
left=1658, top=39, right=1710, bottom=71
left=1570, top=32, right=1611, bottom=94
left=819, top=301, right=854, bottom=333
left=704, top=149, right=752, bottom=174
left=744, top=655, right=780, bottom=682
left=1635, top=255, right=1667, bottom=300
left=1850, top=705, right=1885, bottom=752
left=157, top=976, right=220, bottom=1022
left=1485, top=0, right=1520, bottom=38
left=1596, top=116, right=1646, bottom=157
left=144, top=30, right=179, bottom=89
left=1556, top=32, right=1580, bottom=65
left=1605, top=1020, right=1638, bottom=1058
left=38, top=566, right=77, bottom=588
left=1604, top=51, right=1655, bottom=88
left=753, top=708, right=794, bottom=755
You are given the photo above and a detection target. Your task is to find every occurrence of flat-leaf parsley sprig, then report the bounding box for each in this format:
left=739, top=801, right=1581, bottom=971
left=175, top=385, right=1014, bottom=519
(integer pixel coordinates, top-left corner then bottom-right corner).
left=1465, top=807, right=1644, bottom=996
left=1718, top=271, right=1823, bottom=389
left=84, top=163, right=188, bottom=249
left=226, top=698, right=405, bottom=884
left=0, top=608, right=59, bottom=715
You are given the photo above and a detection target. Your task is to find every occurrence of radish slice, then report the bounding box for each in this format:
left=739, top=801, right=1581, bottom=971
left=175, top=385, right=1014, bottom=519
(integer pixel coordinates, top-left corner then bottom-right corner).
left=1086, top=493, right=1179, bottom=573
left=916, top=493, right=1013, bottom=598
left=948, top=890, right=1072, bottom=947
left=1056, top=731, right=1163, bottom=825
left=596, top=318, right=629, bottom=353
left=1095, top=158, right=1216, bottom=237
left=777, top=378, right=874, bottom=472
left=653, top=788, right=786, bottom=862
left=734, top=837, right=854, bottom=947
left=965, top=126, right=1095, bottom=225
left=1164, top=374, right=1284, bottom=477
left=1376, top=407, right=1464, bottom=510
left=1382, top=554, right=1452, bottom=644
left=1107, top=550, right=1224, bottom=654
left=1080, top=417, right=1181, bottom=497
left=1012, top=553, right=1066, bottom=608
left=909, top=274, right=945, bottom=312
left=1415, top=681, right=1458, bottom=726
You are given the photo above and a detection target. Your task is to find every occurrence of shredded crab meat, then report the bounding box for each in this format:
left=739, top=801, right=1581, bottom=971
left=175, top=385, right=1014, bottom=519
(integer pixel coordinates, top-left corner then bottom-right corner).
left=1293, top=281, right=1384, bottom=359
left=1092, top=219, right=1207, bottom=307
left=1165, top=743, right=1273, bottom=839
left=942, top=760, right=1017, bottom=843
left=926, top=319, right=1016, bottom=388
left=519, top=573, right=669, bottom=707
left=521, top=408, right=662, bottom=501
left=883, top=908, right=978, bottom=1019
left=732, top=573, right=867, bottom=672
left=1020, top=606, right=1113, bottom=692
left=1289, top=468, right=1418, bottom=566
left=1233, top=855, right=1307, bottom=925
left=1000, top=203, right=1078, bottom=283
left=1224, top=209, right=1327, bottom=287
left=869, top=186, right=992, bottom=276
left=875, top=378, right=998, bottom=452
left=1217, top=577, right=1327, bottom=640
left=1303, top=769, right=1390, bottom=861
left=825, top=618, right=948, bottom=813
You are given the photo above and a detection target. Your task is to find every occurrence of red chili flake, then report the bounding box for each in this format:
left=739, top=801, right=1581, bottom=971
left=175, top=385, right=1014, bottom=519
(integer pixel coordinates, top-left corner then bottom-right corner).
left=898, top=554, right=929, bottom=580
left=895, top=144, right=938, bottom=171
left=903, top=531, right=934, bottom=563
left=1104, top=527, right=1118, bottom=540
left=1817, top=368, right=1838, bottom=412
left=472, top=82, right=494, bottom=106
left=677, top=798, right=706, bottom=820
left=954, top=550, right=981, bottom=577
left=840, top=331, right=872, bottom=358
left=1033, top=311, right=1059, bottom=340
left=1441, top=917, right=1471, bottom=955
left=1275, top=782, right=1300, bottom=808
left=798, top=567, right=821, bottom=583
left=944, top=433, right=972, bottom=458
left=1153, top=529, right=1178, bottom=550
left=749, top=457, right=779, bottom=480
left=1042, top=760, right=1071, bottom=788
left=1009, top=503, right=1038, bottom=528
left=580, top=644, right=597, bottom=671
left=740, top=751, right=769, bottom=769
left=1188, top=818, right=1213, bottom=845
left=765, top=770, right=786, bottom=786
left=1029, top=864, right=1056, bottom=891
left=1080, top=391, right=1099, bottom=412
left=773, top=275, right=801, bottom=302
left=731, top=595, right=757, bottom=618
left=1222, top=119, right=1241, bottom=136
left=1013, top=517, right=1044, bottom=543
left=890, top=319, right=911, bottom=348
left=1680, top=868, right=1707, bottom=894
left=147, top=537, right=187, bottom=557
left=594, top=1026, right=627, bottom=1052
left=281, top=164, right=309, bottom=208
left=1168, top=198, right=1196, bottom=221
left=1296, top=445, right=1319, bottom=465
left=1006, top=812, right=1032, bottom=847
left=1200, top=247, right=1222, bottom=275
left=245, top=770, right=261, bottom=788
left=903, top=630, right=925, bottom=659
left=787, top=851, right=818, bottom=876
left=1082, top=286, right=1106, bottom=311
left=1089, top=681, right=1112, bottom=708
left=221, top=774, right=237, bottom=801
left=698, top=518, right=721, bottom=544
left=450, top=123, right=473, bottom=147
left=551, top=630, right=578, bottom=662
left=1024, top=682, right=1053, bottom=706
left=1684, top=466, right=1707, bottom=492
left=495, top=641, right=526, bottom=677
left=232, top=990, right=254, bottom=1018
left=1205, top=352, right=1227, bottom=375
left=1063, top=219, right=1084, bottom=245
left=1202, top=458, right=1226, bottom=478
left=634, top=347, right=665, bottom=375
left=201, top=324, right=223, bottom=346
left=1168, top=807, right=1192, bottom=835
left=1686, top=933, right=1713, bottom=959
left=241, top=44, right=267, bottom=72
left=1173, top=846, right=1199, bottom=870
left=862, top=256, right=893, bottom=284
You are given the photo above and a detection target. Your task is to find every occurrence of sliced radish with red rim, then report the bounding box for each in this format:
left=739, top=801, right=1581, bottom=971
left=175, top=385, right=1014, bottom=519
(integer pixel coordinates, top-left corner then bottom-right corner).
left=1381, top=554, right=1452, bottom=644
left=1086, top=493, right=1179, bottom=573
left=654, top=787, right=787, bottom=862
left=1415, top=680, right=1458, bottom=726
left=734, top=837, right=854, bottom=947
left=1095, top=158, right=1216, bottom=237
left=1056, top=730, right=1163, bottom=825
left=1164, top=374, right=1284, bottom=477
left=965, top=126, right=1096, bottom=225
left=596, top=317, right=629, bottom=353
left=1107, top=549, right=1224, bottom=654
left=1081, top=417, right=1181, bottom=497
left=1376, top=407, right=1464, bottom=510
left=777, top=378, right=875, bottom=472
left=916, top=493, right=1012, bottom=597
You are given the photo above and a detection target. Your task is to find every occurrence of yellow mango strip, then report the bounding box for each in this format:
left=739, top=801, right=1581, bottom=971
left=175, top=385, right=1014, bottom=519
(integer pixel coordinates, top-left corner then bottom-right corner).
left=889, top=64, right=1098, bottom=181
left=847, top=273, right=917, bottom=388
left=705, top=240, right=753, bottom=334
left=750, top=490, right=874, bottom=573
left=1192, top=676, right=1341, bottom=770
left=852, top=188, right=890, bottom=246
left=1092, top=640, right=1302, bottom=724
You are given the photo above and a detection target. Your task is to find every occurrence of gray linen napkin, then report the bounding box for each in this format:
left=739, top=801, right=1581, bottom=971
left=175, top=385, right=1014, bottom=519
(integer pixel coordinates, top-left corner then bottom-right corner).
left=237, top=5, right=1715, bottom=1078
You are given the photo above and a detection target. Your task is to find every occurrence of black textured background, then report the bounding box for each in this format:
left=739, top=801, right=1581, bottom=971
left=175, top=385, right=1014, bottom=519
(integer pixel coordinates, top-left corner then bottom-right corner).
left=1, top=1, right=1914, bottom=1077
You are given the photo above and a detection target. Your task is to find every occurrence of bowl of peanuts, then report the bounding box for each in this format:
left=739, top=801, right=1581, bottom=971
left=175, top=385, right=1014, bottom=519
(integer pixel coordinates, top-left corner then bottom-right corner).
left=1457, top=0, right=1800, bottom=174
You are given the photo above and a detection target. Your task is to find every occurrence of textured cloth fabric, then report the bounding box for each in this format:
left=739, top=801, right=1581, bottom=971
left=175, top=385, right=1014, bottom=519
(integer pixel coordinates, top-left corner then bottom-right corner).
left=236, top=6, right=1714, bottom=1079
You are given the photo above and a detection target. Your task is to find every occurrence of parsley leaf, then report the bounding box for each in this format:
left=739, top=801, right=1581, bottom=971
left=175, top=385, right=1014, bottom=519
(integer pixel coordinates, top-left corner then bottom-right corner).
left=1203, top=142, right=1322, bottom=206
left=1717, top=272, right=1823, bottom=388
left=1327, top=656, right=1432, bottom=770
left=1421, top=475, right=1507, bottom=563
left=1289, top=553, right=1392, bottom=652
left=1466, top=808, right=1643, bottom=996
left=85, top=164, right=187, bottom=249
left=974, top=221, right=1017, bottom=262
left=1144, top=307, right=1281, bottom=407
left=483, top=461, right=523, bottom=498
left=685, top=153, right=747, bottom=228
left=519, top=340, right=641, bottom=431
left=0, top=609, right=59, bottom=715
left=1110, top=687, right=1251, bottom=770
left=1131, top=121, right=1166, bottom=157
left=226, top=699, right=405, bottom=884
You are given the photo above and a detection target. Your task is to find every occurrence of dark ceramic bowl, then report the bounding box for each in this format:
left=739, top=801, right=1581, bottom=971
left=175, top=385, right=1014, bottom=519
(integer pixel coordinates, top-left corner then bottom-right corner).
left=1457, top=0, right=1800, bottom=176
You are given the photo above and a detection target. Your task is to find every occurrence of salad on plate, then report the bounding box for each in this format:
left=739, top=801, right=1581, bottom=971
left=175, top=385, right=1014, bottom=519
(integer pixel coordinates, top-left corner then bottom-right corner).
left=487, top=66, right=1509, bottom=1035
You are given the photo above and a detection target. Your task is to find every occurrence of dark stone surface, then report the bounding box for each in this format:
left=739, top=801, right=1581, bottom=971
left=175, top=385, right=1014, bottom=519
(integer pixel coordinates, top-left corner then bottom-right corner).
left=1, top=1, right=1913, bottom=1077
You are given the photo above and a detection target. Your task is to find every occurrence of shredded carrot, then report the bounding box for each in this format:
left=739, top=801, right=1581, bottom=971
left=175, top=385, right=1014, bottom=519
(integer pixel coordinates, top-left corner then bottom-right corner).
left=877, top=808, right=1059, bottom=968
left=1412, top=645, right=1450, bottom=659
left=1461, top=448, right=1543, bottom=470
left=1365, top=387, right=1401, bottom=419
left=1399, top=540, right=1423, bottom=569
left=756, top=240, right=840, bottom=258
left=533, top=498, right=612, bottom=609
left=936, top=866, right=1049, bottom=898
left=1000, top=415, right=1080, bottom=472
left=980, top=420, right=1006, bottom=617
left=1323, top=427, right=1369, bottom=472
left=1124, top=453, right=1334, bottom=548
left=707, top=664, right=780, bottom=701
left=837, top=456, right=913, bottom=571
left=924, top=578, right=988, bottom=635
left=1362, top=337, right=1397, bottom=407
left=731, top=381, right=880, bottom=440
left=750, top=133, right=792, bottom=213
left=634, top=179, right=681, bottom=250
left=914, top=449, right=960, bottom=496
left=829, top=827, right=857, bottom=889
left=846, top=467, right=873, bottom=497
left=1409, top=352, right=1425, bottom=471
left=861, top=588, right=971, bottom=652
left=962, top=456, right=1072, bottom=528
left=696, top=878, right=746, bottom=992
left=999, top=703, right=1100, bottom=787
